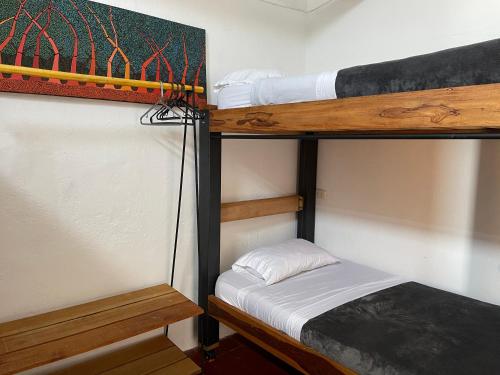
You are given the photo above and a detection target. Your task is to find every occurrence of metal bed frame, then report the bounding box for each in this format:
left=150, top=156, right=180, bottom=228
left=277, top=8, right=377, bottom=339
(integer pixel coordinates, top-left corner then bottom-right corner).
left=197, top=107, right=500, bottom=364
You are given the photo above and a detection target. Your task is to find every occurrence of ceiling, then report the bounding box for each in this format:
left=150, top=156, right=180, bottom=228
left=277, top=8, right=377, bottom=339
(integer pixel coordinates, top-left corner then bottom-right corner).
left=261, top=0, right=333, bottom=12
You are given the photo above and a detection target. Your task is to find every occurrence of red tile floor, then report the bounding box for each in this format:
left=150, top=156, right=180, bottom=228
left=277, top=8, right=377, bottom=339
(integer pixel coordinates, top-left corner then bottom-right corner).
left=188, top=334, right=302, bottom=374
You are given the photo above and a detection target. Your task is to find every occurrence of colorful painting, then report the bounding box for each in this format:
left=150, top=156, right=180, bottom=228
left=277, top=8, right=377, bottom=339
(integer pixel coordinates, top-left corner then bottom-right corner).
left=0, top=0, right=206, bottom=104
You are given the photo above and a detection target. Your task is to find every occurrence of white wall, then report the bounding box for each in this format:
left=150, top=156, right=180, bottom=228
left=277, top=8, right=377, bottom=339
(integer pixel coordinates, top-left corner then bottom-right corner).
left=0, top=0, right=304, bottom=372
left=4, top=1, right=500, bottom=372
left=306, top=0, right=500, bottom=304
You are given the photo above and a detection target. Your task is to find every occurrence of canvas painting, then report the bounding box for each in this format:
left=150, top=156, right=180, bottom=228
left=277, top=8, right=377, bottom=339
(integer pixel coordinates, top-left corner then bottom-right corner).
left=0, top=0, right=206, bottom=104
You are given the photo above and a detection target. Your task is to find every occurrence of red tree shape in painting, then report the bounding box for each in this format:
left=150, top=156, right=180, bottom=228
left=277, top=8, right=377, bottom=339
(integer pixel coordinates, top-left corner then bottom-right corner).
left=16, top=4, right=60, bottom=83
left=68, top=0, right=96, bottom=77
left=87, top=4, right=131, bottom=89
left=151, top=38, right=174, bottom=83
left=31, top=6, right=52, bottom=71
left=181, top=34, right=189, bottom=85
left=0, top=0, right=29, bottom=77
left=53, top=3, right=79, bottom=81
left=141, top=36, right=172, bottom=82
left=139, top=33, right=173, bottom=94
left=194, top=47, right=206, bottom=100
left=181, top=34, right=206, bottom=102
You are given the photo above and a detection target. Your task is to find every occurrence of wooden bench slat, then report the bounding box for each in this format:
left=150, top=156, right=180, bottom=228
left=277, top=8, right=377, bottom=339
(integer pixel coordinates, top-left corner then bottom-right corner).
left=54, top=336, right=200, bottom=375
left=148, top=358, right=201, bottom=375
left=0, top=285, right=174, bottom=338
left=0, top=302, right=201, bottom=374
left=1, top=293, right=187, bottom=354
left=54, top=336, right=174, bottom=375
left=0, top=284, right=203, bottom=375
left=101, top=346, right=185, bottom=375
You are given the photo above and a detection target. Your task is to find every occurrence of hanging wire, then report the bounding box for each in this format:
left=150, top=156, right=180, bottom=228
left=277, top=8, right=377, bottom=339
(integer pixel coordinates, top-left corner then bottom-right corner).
left=192, top=94, right=201, bottom=260
left=141, top=85, right=203, bottom=338
left=165, top=122, right=188, bottom=339
left=170, top=123, right=189, bottom=287
left=164, top=91, right=189, bottom=338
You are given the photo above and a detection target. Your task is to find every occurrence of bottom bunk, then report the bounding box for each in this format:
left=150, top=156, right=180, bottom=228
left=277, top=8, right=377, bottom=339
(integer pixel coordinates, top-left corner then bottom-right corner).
left=208, top=241, right=500, bottom=375
left=208, top=296, right=352, bottom=375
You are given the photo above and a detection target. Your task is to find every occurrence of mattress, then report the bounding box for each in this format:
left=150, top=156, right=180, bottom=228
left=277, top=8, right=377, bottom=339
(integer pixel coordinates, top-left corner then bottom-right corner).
left=216, top=38, right=500, bottom=109
left=301, top=281, right=500, bottom=375
left=215, top=259, right=404, bottom=340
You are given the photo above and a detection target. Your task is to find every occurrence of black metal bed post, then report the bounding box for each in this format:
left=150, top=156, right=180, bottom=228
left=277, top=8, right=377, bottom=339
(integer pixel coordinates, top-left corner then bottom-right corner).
left=297, top=137, right=318, bottom=242
left=198, top=110, right=221, bottom=358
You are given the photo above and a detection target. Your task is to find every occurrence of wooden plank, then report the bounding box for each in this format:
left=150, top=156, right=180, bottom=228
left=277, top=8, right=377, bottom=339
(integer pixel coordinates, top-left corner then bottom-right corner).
left=0, top=285, right=174, bottom=338
left=101, top=346, right=185, bottom=375
left=208, top=296, right=355, bottom=375
left=148, top=358, right=201, bottom=375
left=54, top=336, right=175, bottom=375
left=0, top=301, right=202, bottom=374
left=54, top=335, right=200, bottom=375
left=200, top=104, right=218, bottom=111
left=210, top=83, right=500, bottom=133
left=1, top=293, right=187, bottom=354
left=0, top=283, right=203, bottom=375
left=221, top=195, right=303, bottom=223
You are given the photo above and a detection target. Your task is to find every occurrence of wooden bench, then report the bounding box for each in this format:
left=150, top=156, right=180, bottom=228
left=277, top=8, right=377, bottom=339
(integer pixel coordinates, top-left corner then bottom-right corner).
left=0, top=284, right=203, bottom=375
left=54, top=335, right=200, bottom=375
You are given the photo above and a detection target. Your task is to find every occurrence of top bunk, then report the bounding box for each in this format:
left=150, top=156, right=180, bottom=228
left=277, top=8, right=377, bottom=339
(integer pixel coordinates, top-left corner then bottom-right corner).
left=209, top=38, right=500, bottom=137
left=209, top=83, right=500, bottom=136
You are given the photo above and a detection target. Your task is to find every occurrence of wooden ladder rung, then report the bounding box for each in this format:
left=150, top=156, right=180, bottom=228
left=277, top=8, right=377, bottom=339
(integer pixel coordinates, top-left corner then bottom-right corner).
left=0, top=284, right=203, bottom=375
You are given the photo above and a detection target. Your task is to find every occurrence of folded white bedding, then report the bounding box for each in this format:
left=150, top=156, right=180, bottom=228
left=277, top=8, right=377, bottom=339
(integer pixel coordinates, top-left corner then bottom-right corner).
left=216, top=84, right=253, bottom=109
left=216, top=72, right=338, bottom=109
left=215, top=259, right=405, bottom=340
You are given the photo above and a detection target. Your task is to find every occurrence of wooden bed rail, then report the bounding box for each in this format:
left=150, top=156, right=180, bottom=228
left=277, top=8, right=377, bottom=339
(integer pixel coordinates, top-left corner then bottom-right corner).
left=208, top=296, right=355, bottom=375
left=209, top=83, right=500, bottom=133
left=221, top=195, right=303, bottom=223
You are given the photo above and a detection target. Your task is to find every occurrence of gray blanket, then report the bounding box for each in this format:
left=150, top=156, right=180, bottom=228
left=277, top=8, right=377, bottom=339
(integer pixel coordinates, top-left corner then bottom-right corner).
left=336, top=38, right=500, bottom=98
left=301, top=282, right=500, bottom=375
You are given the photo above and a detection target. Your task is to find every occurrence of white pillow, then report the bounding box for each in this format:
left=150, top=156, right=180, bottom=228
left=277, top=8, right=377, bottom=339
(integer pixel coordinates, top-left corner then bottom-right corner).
left=214, top=69, right=284, bottom=92
left=232, top=239, right=339, bottom=286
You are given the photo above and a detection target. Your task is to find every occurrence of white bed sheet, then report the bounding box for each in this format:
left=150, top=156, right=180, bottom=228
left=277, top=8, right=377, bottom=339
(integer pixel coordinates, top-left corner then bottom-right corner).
left=215, top=259, right=405, bottom=340
left=216, top=72, right=338, bottom=109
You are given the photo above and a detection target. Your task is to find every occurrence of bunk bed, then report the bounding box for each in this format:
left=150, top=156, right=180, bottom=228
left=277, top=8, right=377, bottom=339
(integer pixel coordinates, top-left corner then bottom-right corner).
left=198, top=40, right=500, bottom=375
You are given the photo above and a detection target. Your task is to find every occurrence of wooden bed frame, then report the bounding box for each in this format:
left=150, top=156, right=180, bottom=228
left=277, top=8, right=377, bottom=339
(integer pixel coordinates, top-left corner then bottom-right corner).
left=208, top=296, right=355, bottom=375
left=210, top=83, right=500, bottom=134
left=197, top=83, right=500, bottom=375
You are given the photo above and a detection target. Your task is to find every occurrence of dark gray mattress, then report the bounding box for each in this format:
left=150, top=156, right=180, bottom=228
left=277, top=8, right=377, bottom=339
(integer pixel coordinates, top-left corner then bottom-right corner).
left=336, top=38, right=500, bottom=98
left=301, top=282, right=500, bottom=375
